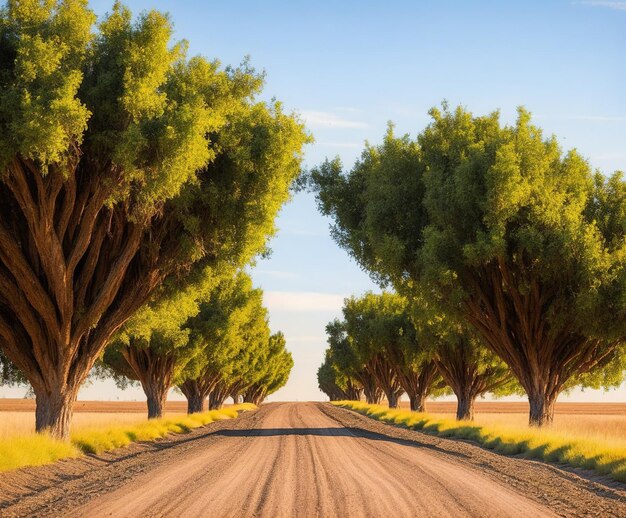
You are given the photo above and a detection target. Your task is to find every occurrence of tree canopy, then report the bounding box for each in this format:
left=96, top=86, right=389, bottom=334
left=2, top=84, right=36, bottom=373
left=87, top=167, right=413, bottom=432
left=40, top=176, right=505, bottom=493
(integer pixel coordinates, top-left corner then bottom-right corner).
left=0, top=0, right=308, bottom=438
left=312, top=104, right=626, bottom=425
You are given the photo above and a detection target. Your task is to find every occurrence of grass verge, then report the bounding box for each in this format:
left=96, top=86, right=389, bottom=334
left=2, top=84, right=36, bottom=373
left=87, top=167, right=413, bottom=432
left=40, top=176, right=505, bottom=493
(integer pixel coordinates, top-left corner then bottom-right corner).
left=332, top=401, right=626, bottom=484
left=0, top=403, right=256, bottom=473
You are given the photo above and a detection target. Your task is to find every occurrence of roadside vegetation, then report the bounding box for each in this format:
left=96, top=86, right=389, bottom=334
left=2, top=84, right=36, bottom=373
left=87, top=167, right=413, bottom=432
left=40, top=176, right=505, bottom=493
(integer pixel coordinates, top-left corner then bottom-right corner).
left=0, top=0, right=300, bottom=441
left=313, top=106, right=626, bottom=427
left=334, top=401, right=626, bottom=483
left=0, top=404, right=255, bottom=473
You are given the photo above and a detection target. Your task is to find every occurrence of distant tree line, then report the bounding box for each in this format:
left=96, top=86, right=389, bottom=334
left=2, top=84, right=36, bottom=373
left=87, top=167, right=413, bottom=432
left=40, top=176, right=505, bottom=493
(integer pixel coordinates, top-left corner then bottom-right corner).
left=313, top=105, right=626, bottom=426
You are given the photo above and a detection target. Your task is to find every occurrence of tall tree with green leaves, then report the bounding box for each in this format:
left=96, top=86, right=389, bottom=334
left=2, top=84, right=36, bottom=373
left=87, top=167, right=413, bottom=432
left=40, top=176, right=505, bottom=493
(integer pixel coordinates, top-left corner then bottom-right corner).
left=178, top=272, right=267, bottom=413
left=243, top=332, right=294, bottom=405
left=101, top=272, right=222, bottom=418
left=317, top=349, right=362, bottom=401
left=312, top=105, right=625, bottom=426
left=336, top=294, right=405, bottom=408
left=0, top=1, right=307, bottom=438
left=325, top=319, right=383, bottom=404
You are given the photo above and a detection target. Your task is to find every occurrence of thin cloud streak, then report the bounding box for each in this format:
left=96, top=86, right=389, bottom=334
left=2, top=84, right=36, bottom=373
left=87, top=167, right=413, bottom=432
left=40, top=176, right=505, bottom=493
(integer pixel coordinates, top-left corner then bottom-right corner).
left=263, top=291, right=345, bottom=312
left=300, top=110, right=369, bottom=129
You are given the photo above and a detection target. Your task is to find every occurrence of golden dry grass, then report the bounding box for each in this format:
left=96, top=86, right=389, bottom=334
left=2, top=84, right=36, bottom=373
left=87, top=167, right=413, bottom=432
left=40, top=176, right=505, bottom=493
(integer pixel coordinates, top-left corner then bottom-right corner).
left=0, top=403, right=256, bottom=473
left=335, top=401, right=626, bottom=483
left=428, top=412, right=626, bottom=447
left=0, top=411, right=150, bottom=439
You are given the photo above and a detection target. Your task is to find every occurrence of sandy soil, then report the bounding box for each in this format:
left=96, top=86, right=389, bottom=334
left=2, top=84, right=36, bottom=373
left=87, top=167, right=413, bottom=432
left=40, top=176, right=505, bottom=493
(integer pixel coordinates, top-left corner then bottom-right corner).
left=1, top=402, right=625, bottom=517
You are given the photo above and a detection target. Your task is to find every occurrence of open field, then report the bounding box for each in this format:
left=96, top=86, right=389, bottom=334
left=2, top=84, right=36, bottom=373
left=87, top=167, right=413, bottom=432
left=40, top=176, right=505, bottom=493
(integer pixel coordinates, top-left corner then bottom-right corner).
left=0, top=399, right=235, bottom=439
left=0, top=398, right=192, bottom=413
left=399, top=401, right=626, bottom=446
left=1, top=402, right=624, bottom=518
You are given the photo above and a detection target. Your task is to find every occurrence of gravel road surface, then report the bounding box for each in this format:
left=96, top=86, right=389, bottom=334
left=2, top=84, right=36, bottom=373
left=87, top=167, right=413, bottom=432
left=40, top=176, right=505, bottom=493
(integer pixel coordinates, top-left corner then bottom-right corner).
left=1, top=402, right=625, bottom=517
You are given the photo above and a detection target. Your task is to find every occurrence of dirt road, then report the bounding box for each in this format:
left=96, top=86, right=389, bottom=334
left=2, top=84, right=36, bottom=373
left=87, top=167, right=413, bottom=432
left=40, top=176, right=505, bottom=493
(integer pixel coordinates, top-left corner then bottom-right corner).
left=2, top=402, right=625, bottom=517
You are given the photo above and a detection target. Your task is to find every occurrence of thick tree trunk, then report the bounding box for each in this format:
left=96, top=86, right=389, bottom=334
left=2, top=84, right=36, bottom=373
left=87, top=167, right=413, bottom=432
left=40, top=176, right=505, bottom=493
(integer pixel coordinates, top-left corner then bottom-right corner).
left=143, top=380, right=169, bottom=419
left=179, top=380, right=207, bottom=414
left=408, top=393, right=426, bottom=412
left=528, top=391, right=556, bottom=427
left=455, top=393, right=476, bottom=421
left=364, top=387, right=383, bottom=404
left=231, top=393, right=240, bottom=404
left=34, top=387, right=78, bottom=440
left=186, top=392, right=205, bottom=414
left=209, top=390, right=228, bottom=410
left=385, top=390, right=402, bottom=408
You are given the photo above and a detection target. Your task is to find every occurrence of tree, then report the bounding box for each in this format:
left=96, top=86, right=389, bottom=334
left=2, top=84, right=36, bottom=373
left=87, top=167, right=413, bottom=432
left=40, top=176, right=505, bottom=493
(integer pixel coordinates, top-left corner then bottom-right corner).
left=325, top=319, right=382, bottom=404
left=208, top=298, right=274, bottom=409
left=179, top=272, right=268, bottom=412
left=0, top=1, right=307, bottom=438
left=101, top=272, right=221, bottom=418
left=412, top=299, right=515, bottom=419
left=0, top=349, right=26, bottom=387
left=243, top=332, right=294, bottom=405
left=317, top=349, right=363, bottom=401
left=312, top=105, right=625, bottom=426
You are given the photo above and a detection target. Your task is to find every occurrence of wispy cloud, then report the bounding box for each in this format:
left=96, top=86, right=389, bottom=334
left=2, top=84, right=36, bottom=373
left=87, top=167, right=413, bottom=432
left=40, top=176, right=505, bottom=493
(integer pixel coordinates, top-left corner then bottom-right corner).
left=263, top=291, right=345, bottom=312
left=575, top=1, right=626, bottom=10
left=300, top=110, right=369, bottom=129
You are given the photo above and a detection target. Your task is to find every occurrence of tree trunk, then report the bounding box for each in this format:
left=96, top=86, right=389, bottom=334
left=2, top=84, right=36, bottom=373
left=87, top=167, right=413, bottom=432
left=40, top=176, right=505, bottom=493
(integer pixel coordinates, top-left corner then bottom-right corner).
left=528, top=391, right=556, bottom=427
left=408, top=393, right=426, bottom=412
left=179, top=380, right=207, bottom=414
left=231, top=393, right=240, bottom=404
left=143, top=381, right=169, bottom=419
left=455, top=393, right=475, bottom=421
left=209, top=390, right=227, bottom=410
left=386, top=390, right=401, bottom=408
left=186, top=391, right=205, bottom=414
left=34, top=386, right=78, bottom=440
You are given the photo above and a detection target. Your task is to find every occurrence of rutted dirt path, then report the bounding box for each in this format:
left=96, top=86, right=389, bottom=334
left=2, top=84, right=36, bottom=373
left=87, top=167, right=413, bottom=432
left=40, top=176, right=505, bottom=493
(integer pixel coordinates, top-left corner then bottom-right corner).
left=1, top=402, right=625, bottom=517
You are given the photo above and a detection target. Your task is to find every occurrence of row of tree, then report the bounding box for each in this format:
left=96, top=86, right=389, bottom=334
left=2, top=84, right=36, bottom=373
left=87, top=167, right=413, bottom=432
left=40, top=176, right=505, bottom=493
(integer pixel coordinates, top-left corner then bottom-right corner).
left=317, top=292, right=516, bottom=420
left=99, top=271, right=293, bottom=419
left=312, top=105, right=626, bottom=426
left=0, top=1, right=305, bottom=439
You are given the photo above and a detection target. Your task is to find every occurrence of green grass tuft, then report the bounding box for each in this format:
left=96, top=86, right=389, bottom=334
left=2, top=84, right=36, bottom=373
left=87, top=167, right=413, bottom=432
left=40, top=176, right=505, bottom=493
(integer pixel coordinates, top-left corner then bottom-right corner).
left=332, top=401, right=626, bottom=484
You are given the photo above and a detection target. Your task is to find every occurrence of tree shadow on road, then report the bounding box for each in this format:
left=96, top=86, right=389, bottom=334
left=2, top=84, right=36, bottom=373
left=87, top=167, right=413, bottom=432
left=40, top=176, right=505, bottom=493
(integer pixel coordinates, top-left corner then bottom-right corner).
left=212, top=427, right=470, bottom=459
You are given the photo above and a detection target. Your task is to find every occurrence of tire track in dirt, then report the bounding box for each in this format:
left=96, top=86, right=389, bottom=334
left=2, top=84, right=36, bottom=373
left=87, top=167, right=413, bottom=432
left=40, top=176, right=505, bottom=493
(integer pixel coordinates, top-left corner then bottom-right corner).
left=67, top=402, right=555, bottom=517
left=2, top=402, right=625, bottom=517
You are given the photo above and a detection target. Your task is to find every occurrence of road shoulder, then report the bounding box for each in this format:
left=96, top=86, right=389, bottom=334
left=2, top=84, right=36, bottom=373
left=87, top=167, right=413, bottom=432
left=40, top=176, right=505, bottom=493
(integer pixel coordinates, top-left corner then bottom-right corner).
left=321, top=403, right=626, bottom=518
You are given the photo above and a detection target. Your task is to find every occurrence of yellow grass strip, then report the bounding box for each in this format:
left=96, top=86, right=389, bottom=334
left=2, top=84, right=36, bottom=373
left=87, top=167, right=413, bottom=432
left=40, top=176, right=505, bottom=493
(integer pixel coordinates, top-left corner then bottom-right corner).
left=332, top=401, right=626, bottom=484
left=0, top=403, right=256, bottom=473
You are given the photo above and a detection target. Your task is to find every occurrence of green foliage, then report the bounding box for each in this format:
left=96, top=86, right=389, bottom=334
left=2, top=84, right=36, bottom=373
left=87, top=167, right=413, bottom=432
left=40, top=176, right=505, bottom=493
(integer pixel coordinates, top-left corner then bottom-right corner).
left=180, top=272, right=284, bottom=397
left=0, top=349, right=26, bottom=386
left=311, top=104, right=626, bottom=413
left=0, top=0, right=94, bottom=166
left=244, top=332, right=294, bottom=402
left=0, top=0, right=308, bottom=436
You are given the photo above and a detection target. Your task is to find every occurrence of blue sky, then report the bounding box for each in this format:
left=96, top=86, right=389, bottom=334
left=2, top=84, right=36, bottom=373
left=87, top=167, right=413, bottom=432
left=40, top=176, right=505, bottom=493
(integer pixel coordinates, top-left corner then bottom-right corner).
left=3, top=0, right=624, bottom=403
